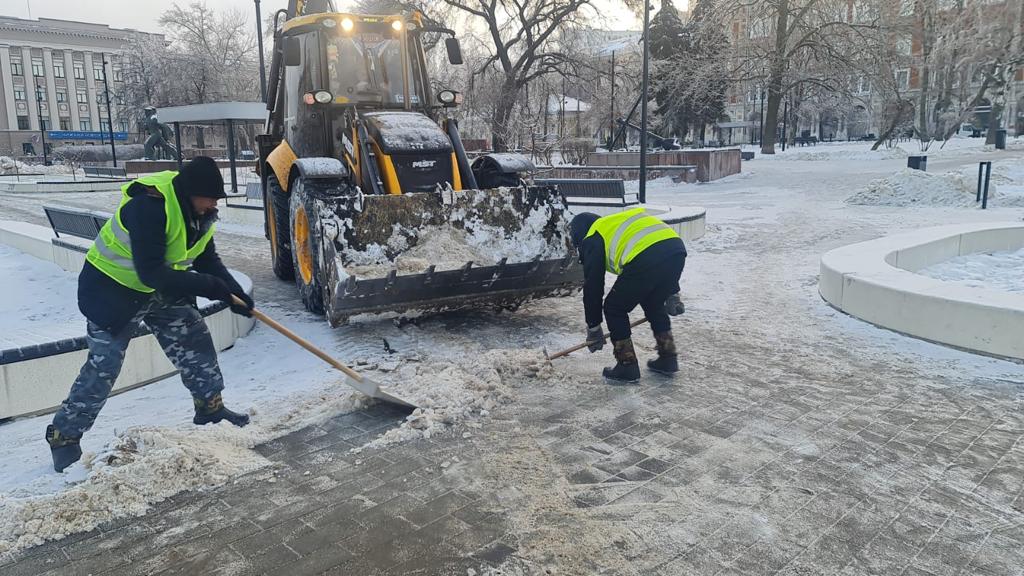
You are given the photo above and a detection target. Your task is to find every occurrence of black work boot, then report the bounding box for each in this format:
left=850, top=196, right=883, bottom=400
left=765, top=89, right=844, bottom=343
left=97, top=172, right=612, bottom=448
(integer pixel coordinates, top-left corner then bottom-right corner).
left=193, top=394, right=250, bottom=427
left=603, top=338, right=641, bottom=384
left=647, top=331, right=679, bottom=375
left=46, top=424, right=82, bottom=473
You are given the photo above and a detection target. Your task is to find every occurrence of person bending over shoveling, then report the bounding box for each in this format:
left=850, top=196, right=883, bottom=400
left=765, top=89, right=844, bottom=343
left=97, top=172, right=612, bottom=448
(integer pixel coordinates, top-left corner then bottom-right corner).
left=46, top=156, right=255, bottom=473
left=569, top=208, right=686, bottom=383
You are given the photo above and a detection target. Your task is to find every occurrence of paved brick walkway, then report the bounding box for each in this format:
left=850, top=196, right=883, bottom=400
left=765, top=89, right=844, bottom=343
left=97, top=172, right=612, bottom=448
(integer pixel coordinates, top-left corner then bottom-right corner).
left=4, top=327, right=1023, bottom=575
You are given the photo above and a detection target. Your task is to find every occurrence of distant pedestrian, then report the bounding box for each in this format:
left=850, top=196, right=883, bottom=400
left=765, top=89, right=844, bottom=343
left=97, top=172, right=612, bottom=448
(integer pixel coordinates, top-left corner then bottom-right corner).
left=569, top=208, right=686, bottom=383
left=46, top=157, right=254, bottom=472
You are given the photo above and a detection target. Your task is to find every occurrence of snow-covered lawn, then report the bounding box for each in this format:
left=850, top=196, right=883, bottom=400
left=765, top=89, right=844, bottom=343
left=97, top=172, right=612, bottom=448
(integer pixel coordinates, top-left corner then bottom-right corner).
left=0, top=245, right=82, bottom=346
left=919, top=246, right=1024, bottom=294
left=1, top=134, right=1022, bottom=560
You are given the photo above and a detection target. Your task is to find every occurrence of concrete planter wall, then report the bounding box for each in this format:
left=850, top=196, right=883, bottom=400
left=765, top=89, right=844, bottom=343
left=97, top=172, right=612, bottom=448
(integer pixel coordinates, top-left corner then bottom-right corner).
left=587, top=149, right=742, bottom=182
left=0, top=221, right=256, bottom=420
left=819, top=222, right=1024, bottom=360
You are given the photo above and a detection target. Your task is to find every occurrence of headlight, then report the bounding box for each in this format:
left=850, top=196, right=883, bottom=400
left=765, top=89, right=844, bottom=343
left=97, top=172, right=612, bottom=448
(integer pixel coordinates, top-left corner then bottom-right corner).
left=341, top=17, right=354, bottom=31
left=322, top=18, right=336, bottom=28
left=438, top=90, right=456, bottom=104
left=314, top=90, right=333, bottom=104
left=391, top=20, right=403, bottom=31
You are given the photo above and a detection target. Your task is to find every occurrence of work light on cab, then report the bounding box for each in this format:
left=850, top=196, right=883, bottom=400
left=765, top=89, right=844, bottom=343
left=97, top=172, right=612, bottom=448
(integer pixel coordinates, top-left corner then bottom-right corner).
left=437, top=90, right=462, bottom=107
left=340, top=17, right=354, bottom=31
left=314, top=90, right=333, bottom=104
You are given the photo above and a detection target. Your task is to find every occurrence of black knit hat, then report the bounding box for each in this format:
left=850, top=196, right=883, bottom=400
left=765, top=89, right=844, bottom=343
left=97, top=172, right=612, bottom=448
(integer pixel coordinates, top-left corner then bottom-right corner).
left=175, top=156, right=226, bottom=199
left=569, top=212, right=600, bottom=248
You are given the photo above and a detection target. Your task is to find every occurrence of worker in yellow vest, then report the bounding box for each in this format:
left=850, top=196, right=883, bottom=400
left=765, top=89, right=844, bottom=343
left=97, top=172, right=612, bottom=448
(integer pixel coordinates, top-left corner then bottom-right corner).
left=46, top=157, right=254, bottom=473
left=569, top=208, right=686, bottom=383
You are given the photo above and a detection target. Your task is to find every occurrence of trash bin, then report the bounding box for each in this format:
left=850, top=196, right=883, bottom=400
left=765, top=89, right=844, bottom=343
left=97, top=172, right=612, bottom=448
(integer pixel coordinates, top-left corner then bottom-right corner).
left=995, top=129, right=1007, bottom=150
left=908, top=156, right=927, bottom=171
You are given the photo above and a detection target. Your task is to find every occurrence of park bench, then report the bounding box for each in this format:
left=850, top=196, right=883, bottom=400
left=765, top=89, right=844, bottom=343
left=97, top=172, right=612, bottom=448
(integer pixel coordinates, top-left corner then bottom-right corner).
left=535, top=178, right=637, bottom=207
left=43, top=205, right=111, bottom=254
left=741, top=151, right=755, bottom=160
left=83, top=165, right=128, bottom=179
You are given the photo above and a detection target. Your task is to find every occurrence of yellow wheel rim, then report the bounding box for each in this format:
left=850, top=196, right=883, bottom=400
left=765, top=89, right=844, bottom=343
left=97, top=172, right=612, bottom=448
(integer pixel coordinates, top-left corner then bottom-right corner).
left=267, top=197, right=278, bottom=261
left=294, top=205, right=313, bottom=284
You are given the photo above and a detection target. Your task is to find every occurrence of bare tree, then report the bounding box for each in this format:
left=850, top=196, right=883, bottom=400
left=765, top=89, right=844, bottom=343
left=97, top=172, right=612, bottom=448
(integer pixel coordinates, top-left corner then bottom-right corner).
left=443, top=0, right=595, bottom=151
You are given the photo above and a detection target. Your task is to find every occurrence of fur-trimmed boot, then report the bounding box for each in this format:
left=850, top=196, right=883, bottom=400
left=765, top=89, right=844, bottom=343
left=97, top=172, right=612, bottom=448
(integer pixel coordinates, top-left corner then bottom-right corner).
left=46, top=424, right=82, bottom=473
left=603, top=338, right=641, bottom=384
left=193, top=393, right=250, bottom=427
left=647, top=331, right=679, bottom=375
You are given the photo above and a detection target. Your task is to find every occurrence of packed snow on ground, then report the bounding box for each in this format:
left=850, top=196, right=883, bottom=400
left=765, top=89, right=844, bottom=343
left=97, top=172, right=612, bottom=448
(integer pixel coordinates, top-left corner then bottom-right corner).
left=918, top=246, right=1024, bottom=294
left=756, top=134, right=1021, bottom=162
left=846, top=158, right=1024, bottom=208
left=0, top=156, right=78, bottom=176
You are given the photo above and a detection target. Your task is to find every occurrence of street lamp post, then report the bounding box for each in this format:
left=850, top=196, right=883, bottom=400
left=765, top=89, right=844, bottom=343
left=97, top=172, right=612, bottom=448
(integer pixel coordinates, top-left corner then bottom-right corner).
left=100, top=56, right=118, bottom=167
left=255, top=0, right=268, bottom=103
left=34, top=86, right=48, bottom=165
left=608, top=50, right=615, bottom=151
left=639, top=0, right=651, bottom=204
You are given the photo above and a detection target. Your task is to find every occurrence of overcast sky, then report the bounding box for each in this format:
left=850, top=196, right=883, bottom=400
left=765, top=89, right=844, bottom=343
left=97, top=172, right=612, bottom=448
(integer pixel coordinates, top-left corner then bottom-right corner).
left=0, top=0, right=644, bottom=35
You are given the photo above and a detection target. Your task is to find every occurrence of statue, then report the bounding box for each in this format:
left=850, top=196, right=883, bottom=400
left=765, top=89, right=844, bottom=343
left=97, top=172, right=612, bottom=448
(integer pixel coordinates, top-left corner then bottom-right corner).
left=143, top=106, right=178, bottom=160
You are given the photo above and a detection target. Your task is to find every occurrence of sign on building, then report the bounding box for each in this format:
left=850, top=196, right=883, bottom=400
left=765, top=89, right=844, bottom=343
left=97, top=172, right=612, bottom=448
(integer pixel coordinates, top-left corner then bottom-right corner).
left=47, top=130, right=129, bottom=141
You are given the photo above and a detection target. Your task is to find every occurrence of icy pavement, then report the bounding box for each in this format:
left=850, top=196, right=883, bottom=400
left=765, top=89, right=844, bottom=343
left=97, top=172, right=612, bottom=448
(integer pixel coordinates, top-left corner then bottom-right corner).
left=0, top=245, right=82, bottom=348
left=919, top=246, right=1024, bottom=294
left=1, top=137, right=1024, bottom=574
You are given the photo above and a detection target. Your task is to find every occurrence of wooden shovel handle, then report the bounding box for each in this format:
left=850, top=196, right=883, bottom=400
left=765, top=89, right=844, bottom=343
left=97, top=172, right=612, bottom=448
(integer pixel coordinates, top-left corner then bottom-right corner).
left=232, top=296, right=363, bottom=382
left=547, top=317, right=649, bottom=361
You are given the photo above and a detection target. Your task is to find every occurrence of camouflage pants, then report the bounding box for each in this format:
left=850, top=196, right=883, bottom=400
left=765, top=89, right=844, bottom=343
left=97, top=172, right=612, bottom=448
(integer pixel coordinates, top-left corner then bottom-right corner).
left=52, top=293, right=225, bottom=438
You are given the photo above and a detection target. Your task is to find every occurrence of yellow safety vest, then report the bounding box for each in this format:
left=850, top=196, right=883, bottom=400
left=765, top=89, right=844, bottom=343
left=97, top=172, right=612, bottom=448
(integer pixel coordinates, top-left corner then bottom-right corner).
left=86, top=171, right=215, bottom=293
left=585, top=207, right=679, bottom=275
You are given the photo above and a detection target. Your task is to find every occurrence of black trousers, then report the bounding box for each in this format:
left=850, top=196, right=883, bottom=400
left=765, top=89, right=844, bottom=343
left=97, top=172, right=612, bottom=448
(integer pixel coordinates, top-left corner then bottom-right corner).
left=603, top=251, right=686, bottom=341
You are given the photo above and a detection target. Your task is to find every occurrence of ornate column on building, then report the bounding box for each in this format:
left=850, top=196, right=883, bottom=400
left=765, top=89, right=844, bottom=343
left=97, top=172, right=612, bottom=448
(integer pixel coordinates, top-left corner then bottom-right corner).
left=63, top=50, right=81, bottom=129
left=42, top=48, right=60, bottom=130
left=0, top=45, right=18, bottom=130
left=21, top=46, right=39, bottom=130
left=82, top=51, right=100, bottom=129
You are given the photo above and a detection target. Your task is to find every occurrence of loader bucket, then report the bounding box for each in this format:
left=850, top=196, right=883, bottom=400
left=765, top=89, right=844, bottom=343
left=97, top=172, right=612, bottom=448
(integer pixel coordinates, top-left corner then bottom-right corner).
left=318, top=185, right=582, bottom=325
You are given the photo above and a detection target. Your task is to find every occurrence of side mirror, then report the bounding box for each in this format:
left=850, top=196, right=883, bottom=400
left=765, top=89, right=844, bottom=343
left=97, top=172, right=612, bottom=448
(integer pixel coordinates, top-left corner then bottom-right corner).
left=445, top=38, right=463, bottom=65
left=284, top=37, right=301, bottom=66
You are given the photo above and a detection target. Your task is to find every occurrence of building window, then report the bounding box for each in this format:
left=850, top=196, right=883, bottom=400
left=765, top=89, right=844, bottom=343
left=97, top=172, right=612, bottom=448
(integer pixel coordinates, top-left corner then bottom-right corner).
left=76, top=91, right=88, bottom=103
left=53, top=62, right=65, bottom=78
left=73, top=63, right=85, bottom=79
left=22, top=142, right=34, bottom=155
left=80, top=119, right=92, bottom=131
left=40, top=117, right=51, bottom=130
left=93, top=67, right=104, bottom=81
left=17, top=116, right=29, bottom=130
left=897, top=37, right=912, bottom=56
left=896, top=69, right=910, bottom=91
left=35, top=87, right=46, bottom=101
left=13, top=88, right=25, bottom=101
left=56, top=90, right=67, bottom=102
left=59, top=118, right=72, bottom=130
left=100, top=120, right=111, bottom=132
left=11, top=61, right=23, bottom=76
left=113, top=68, right=123, bottom=82
left=118, top=120, right=129, bottom=132
left=31, top=59, right=44, bottom=77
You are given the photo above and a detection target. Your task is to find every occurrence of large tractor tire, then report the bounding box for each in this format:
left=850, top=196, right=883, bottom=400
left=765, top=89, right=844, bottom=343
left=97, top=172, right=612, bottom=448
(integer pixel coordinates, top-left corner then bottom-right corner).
left=264, top=173, right=294, bottom=281
left=289, top=177, right=326, bottom=315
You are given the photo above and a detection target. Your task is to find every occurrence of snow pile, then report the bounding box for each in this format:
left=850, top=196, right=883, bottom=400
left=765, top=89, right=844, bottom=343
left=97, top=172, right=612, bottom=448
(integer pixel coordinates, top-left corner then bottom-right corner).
left=358, top=348, right=560, bottom=451
left=346, top=226, right=498, bottom=277
left=848, top=160, right=1024, bottom=208
left=0, top=156, right=75, bottom=176
left=848, top=168, right=986, bottom=207
left=918, top=247, right=1024, bottom=294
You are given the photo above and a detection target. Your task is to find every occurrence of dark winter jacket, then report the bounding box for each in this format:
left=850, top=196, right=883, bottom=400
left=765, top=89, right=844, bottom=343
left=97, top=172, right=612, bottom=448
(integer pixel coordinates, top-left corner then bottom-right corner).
left=579, top=232, right=686, bottom=329
left=77, top=177, right=243, bottom=334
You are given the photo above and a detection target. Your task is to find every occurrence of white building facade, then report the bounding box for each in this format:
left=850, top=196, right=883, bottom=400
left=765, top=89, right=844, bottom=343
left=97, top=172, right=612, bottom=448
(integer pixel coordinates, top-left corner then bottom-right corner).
left=0, top=16, right=163, bottom=157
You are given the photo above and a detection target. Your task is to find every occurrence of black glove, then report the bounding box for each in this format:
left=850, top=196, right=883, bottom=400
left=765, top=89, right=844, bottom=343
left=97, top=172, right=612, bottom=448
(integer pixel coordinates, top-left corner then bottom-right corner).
left=665, top=292, right=685, bottom=316
left=230, top=291, right=254, bottom=318
left=586, top=325, right=605, bottom=353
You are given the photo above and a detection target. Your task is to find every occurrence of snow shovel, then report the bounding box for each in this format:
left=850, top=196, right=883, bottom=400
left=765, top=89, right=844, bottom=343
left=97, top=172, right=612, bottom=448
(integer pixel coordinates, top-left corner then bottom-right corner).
left=544, top=318, right=649, bottom=361
left=233, top=297, right=417, bottom=409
